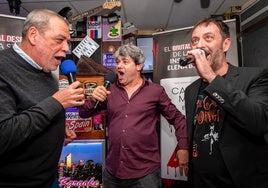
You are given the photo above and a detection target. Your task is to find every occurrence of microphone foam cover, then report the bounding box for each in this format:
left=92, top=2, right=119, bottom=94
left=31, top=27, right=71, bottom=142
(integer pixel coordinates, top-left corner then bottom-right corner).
left=60, top=59, right=77, bottom=75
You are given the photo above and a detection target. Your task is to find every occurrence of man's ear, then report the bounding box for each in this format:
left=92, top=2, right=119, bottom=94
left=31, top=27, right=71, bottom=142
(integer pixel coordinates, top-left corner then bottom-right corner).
left=223, top=37, right=231, bottom=53
left=27, top=26, right=39, bottom=45
left=137, top=63, right=144, bottom=71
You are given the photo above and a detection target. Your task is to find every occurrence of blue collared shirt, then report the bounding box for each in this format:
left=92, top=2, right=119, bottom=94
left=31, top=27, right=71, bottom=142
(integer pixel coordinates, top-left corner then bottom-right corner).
left=13, top=43, right=42, bottom=70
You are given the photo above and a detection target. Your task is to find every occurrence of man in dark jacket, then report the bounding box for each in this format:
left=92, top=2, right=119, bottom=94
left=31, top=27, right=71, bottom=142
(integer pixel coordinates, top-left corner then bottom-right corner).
left=184, top=17, right=268, bottom=188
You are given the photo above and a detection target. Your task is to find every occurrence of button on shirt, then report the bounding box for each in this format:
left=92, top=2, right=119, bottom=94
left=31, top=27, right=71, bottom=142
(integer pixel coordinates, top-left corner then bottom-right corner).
left=79, top=77, right=188, bottom=179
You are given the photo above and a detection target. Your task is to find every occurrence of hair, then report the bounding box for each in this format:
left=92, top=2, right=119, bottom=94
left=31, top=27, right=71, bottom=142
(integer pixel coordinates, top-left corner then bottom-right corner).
left=22, top=9, right=68, bottom=38
left=114, top=44, right=146, bottom=65
left=192, top=17, right=230, bottom=39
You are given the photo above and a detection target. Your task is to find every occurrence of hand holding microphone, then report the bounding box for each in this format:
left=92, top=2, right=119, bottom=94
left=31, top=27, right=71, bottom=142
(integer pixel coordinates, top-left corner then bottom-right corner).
left=182, top=49, right=216, bottom=83
left=179, top=49, right=209, bottom=66
left=53, top=59, right=85, bottom=109
left=93, top=72, right=117, bottom=110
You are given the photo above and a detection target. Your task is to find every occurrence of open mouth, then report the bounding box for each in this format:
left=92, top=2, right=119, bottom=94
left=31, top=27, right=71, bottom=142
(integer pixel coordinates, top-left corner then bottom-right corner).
left=56, top=56, right=65, bottom=62
left=117, top=70, right=124, bottom=76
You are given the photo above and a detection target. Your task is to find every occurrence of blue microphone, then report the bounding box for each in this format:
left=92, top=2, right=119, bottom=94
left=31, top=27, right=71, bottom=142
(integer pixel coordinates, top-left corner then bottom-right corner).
left=60, top=59, right=77, bottom=84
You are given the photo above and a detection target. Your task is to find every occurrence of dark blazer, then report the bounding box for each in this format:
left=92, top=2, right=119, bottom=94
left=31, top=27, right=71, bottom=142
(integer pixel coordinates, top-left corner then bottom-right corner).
left=185, top=64, right=268, bottom=188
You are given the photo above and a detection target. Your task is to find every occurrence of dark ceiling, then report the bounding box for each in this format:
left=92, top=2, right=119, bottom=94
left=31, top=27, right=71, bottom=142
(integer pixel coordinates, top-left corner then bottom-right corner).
left=0, top=0, right=255, bottom=31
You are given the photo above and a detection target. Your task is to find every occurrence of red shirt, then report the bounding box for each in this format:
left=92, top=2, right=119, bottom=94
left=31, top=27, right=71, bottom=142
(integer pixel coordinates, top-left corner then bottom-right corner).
left=79, top=77, right=188, bottom=179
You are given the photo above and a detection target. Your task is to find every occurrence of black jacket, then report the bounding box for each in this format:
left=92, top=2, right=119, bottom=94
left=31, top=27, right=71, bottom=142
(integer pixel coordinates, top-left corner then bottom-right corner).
left=185, top=64, right=268, bottom=188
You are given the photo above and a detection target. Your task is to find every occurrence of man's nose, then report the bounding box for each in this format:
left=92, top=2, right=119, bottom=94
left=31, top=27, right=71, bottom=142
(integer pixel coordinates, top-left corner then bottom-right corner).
left=62, top=42, right=70, bottom=53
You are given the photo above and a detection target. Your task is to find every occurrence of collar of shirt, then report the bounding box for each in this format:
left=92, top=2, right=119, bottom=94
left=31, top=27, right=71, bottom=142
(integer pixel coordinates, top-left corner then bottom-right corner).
left=13, top=43, right=43, bottom=70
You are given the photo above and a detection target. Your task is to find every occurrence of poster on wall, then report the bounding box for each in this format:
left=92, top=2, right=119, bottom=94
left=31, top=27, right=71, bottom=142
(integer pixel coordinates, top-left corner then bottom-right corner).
left=102, top=53, right=116, bottom=69
left=72, top=35, right=100, bottom=59
left=0, top=14, right=25, bottom=51
left=102, top=18, right=122, bottom=42
left=58, top=139, right=105, bottom=187
left=87, top=15, right=102, bottom=39
left=153, top=19, right=238, bottom=181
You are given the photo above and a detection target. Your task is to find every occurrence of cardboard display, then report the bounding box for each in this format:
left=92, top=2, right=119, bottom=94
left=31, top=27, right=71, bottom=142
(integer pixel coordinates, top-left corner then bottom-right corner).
left=59, top=75, right=107, bottom=139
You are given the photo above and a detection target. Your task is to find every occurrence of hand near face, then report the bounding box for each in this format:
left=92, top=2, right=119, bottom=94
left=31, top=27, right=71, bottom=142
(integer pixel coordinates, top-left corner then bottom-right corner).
left=187, top=49, right=216, bottom=83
